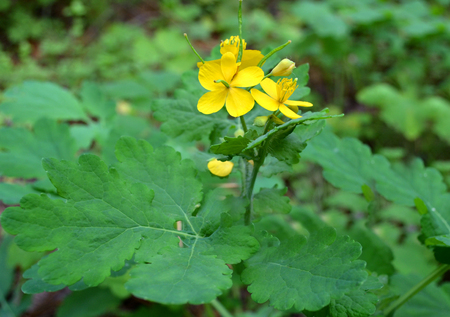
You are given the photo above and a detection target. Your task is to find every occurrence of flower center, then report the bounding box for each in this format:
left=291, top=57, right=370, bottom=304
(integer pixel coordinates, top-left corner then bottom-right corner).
left=276, top=78, right=298, bottom=102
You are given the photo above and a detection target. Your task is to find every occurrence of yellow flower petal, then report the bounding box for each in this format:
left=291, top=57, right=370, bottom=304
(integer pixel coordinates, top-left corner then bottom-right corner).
left=221, top=52, right=238, bottom=83
left=199, top=60, right=225, bottom=91
left=231, top=66, right=264, bottom=88
left=197, top=88, right=228, bottom=114
left=240, top=50, right=264, bottom=69
left=284, top=100, right=313, bottom=107
left=251, top=88, right=280, bottom=111
left=208, top=159, right=234, bottom=177
left=226, top=88, right=254, bottom=117
left=260, top=78, right=279, bottom=100
left=279, top=104, right=302, bottom=119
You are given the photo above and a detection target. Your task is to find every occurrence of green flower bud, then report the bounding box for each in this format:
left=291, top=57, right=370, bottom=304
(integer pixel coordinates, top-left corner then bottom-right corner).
left=253, top=116, right=269, bottom=127
left=269, top=114, right=285, bottom=125
left=271, top=59, right=296, bottom=77
left=234, top=129, right=245, bottom=137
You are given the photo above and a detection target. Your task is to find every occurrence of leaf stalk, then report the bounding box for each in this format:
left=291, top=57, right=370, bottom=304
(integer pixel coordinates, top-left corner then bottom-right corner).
left=210, top=298, right=233, bottom=317
left=383, top=264, right=450, bottom=316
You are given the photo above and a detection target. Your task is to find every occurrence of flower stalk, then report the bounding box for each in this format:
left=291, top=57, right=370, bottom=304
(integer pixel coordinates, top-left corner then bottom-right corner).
left=184, top=33, right=205, bottom=64
left=257, top=40, right=291, bottom=67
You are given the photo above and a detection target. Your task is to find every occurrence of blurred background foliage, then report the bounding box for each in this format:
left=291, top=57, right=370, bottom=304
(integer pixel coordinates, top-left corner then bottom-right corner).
left=2, top=0, right=450, bottom=316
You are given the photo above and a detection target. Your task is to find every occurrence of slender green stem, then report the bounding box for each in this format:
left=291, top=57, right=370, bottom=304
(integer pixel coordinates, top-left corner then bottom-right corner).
left=211, top=299, right=233, bottom=317
left=240, top=116, right=248, bottom=133
left=262, top=73, right=272, bottom=81
left=257, top=40, right=291, bottom=67
left=237, top=0, right=243, bottom=63
left=384, top=264, right=450, bottom=316
left=184, top=33, right=205, bottom=64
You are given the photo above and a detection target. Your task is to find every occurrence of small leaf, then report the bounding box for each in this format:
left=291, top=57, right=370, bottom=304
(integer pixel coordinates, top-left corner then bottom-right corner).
left=361, top=184, right=375, bottom=202
left=210, top=130, right=258, bottom=157
left=242, top=227, right=367, bottom=311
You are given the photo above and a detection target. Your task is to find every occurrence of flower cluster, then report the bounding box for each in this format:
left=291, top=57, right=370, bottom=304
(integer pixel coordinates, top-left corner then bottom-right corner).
left=191, top=35, right=314, bottom=177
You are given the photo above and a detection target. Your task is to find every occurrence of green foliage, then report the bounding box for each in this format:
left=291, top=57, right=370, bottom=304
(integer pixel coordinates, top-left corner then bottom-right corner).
left=0, top=81, right=87, bottom=123
left=153, top=89, right=232, bottom=143
left=242, top=227, right=367, bottom=311
left=329, top=276, right=383, bottom=317
left=0, top=118, right=79, bottom=179
left=1, top=137, right=259, bottom=305
left=391, top=274, right=450, bottom=317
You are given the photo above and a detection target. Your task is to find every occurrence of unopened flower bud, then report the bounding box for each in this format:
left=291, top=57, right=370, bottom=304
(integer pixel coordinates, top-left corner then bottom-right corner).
left=234, top=129, right=245, bottom=137
left=116, top=100, right=132, bottom=115
left=271, top=59, right=296, bottom=77
left=269, top=114, right=285, bottom=125
left=207, top=159, right=234, bottom=177
left=253, top=116, right=269, bottom=127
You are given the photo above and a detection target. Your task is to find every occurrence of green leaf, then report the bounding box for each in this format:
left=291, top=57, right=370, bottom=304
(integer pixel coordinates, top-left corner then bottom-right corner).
left=153, top=89, right=232, bottom=142
left=390, top=274, right=450, bottom=317
left=2, top=137, right=258, bottom=305
left=0, top=235, right=14, bottom=296
left=376, top=159, right=446, bottom=207
left=268, top=130, right=304, bottom=165
left=0, top=81, right=87, bottom=123
left=242, top=227, right=367, bottom=311
left=348, top=222, right=395, bottom=275
left=56, top=288, right=121, bottom=317
left=80, top=81, right=116, bottom=120
left=357, top=84, right=430, bottom=141
left=253, top=186, right=291, bottom=216
left=0, top=183, right=38, bottom=205
left=210, top=130, right=258, bottom=157
left=0, top=118, right=79, bottom=178
left=244, top=109, right=340, bottom=151
left=302, top=128, right=391, bottom=193
left=329, top=275, right=383, bottom=317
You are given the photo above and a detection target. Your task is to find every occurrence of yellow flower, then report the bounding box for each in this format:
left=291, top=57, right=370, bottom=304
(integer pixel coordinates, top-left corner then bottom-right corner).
left=197, top=36, right=264, bottom=70
left=208, top=159, right=234, bottom=177
left=250, top=78, right=313, bottom=119
left=198, top=52, right=264, bottom=117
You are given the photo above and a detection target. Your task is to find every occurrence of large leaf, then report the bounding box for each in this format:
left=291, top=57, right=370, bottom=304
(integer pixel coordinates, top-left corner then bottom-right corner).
left=357, top=84, right=430, bottom=141
left=242, top=227, right=367, bottom=311
left=302, top=128, right=391, bottom=193
left=1, top=137, right=259, bottom=305
left=153, top=89, right=232, bottom=142
left=0, top=81, right=87, bottom=123
left=0, top=118, right=79, bottom=179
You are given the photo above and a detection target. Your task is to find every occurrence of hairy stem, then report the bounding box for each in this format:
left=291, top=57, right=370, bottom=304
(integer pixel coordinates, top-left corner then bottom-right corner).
left=237, top=0, right=243, bottom=63
left=243, top=120, right=273, bottom=225
left=384, top=264, right=450, bottom=316
left=210, top=299, right=233, bottom=317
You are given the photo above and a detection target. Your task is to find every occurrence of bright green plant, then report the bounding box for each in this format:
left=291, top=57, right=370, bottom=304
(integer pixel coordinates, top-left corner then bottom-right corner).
left=2, top=2, right=450, bottom=317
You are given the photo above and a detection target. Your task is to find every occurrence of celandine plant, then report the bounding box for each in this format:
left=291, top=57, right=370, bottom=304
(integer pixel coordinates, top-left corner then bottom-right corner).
left=3, top=2, right=449, bottom=317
